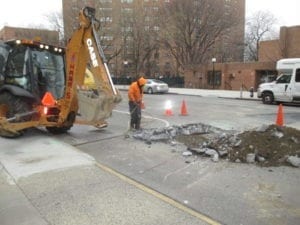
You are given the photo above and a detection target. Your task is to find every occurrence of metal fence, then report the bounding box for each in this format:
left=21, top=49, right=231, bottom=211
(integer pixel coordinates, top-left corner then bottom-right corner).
left=112, top=76, right=184, bottom=88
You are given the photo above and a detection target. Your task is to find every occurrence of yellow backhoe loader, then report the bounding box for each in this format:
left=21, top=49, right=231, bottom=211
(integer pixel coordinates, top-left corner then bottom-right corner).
left=0, top=7, right=122, bottom=138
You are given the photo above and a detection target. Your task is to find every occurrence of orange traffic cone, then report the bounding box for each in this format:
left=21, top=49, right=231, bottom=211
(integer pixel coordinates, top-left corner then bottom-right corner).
left=180, top=100, right=188, bottom=116
left=276, top=104, right=284, bottom=126
left=164, top=100, right=173, bottom=116
left=165, top=108, right=173, bottom=116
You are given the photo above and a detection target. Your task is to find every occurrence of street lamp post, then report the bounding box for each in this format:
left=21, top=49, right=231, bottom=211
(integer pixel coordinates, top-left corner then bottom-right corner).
left=212, top=58, right=216, bottom=89
left=123, top=60, right=128, bottom=77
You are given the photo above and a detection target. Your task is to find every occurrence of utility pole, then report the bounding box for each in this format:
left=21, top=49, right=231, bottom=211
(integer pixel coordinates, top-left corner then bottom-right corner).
left=212, top=58, right=216, bottom=89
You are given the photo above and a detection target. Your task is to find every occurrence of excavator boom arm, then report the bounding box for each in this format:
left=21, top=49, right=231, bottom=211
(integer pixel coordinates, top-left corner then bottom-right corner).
left=62, top=7, right=121, bottom=124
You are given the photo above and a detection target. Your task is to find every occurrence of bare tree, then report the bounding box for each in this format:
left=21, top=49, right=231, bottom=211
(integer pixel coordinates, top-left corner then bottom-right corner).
left=160, top=0, right=239, bottom=73
left=244, top=10, right=278, bottom=62
left=120, top=1, right=160, bottom=78
left=44, top=11, right=64, bottom=45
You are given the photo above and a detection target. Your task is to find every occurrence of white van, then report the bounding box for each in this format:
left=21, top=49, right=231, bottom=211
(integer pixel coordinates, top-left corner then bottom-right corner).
left=257, top=58, right=300, bottom=104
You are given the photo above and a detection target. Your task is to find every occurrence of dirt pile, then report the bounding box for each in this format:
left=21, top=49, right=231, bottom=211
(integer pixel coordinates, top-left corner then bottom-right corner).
left=228, top=125, right=300, bottom=166
left=180, top=125, right=300, bottom=167
left=133, top=123, right=300, bottom=167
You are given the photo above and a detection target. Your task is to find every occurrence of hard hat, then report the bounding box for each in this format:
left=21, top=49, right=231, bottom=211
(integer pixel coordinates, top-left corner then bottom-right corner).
left=138, top=76, right=147, bottom=86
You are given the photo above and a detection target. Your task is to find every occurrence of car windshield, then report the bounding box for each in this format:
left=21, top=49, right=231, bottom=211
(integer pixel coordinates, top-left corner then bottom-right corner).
left=151, top=79, right=165, bottom=84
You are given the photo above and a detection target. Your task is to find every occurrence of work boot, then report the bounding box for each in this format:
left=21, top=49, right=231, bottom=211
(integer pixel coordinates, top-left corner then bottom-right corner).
left=95, top=121, right=108, bottom=129
left=135, top=122, right=141, bottom=130
left=129, top=123, right=136, bottom=131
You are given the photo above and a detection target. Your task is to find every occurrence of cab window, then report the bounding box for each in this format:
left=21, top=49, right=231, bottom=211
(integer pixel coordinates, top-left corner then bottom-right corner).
left=5, top=45, right=31, bottom=90
left=276, top=69, right=292, bottom=84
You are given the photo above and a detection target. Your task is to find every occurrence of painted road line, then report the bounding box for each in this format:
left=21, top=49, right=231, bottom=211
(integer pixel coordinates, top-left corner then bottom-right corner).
left=95, top=161, right=222, bottom=225
left=113, top=109, right=170, bottom=127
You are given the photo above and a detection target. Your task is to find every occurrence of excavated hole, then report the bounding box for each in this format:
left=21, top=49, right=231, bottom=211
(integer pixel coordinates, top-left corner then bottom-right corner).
left=132, top=123, right=300, bottom=167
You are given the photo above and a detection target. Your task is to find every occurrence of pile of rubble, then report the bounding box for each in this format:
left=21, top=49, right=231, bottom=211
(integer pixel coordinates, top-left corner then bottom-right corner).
left=133, top=123, right=300, bottom=168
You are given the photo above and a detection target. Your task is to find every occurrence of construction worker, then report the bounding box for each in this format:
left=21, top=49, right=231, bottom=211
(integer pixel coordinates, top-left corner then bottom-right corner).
left=128, top=76, right=147, bottom=130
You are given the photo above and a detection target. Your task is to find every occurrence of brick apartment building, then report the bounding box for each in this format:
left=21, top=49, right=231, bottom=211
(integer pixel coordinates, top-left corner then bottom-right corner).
left=3, top=1, right=296, bottom=91
left=0, top=26, right=60, bottom=46
left=185, top=25, right=300, bottom=91
left=62, top=0, right=245, bottom=79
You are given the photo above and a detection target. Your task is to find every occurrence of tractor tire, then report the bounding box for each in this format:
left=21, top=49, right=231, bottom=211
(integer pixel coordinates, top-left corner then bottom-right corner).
left=46, top=126, right=72, bottom=134
left=0, top=91, right=32, bottom=138
left=46, top=111, right=75, bottom=135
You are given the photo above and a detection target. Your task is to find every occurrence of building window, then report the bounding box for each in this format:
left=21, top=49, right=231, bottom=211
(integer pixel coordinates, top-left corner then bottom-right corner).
left=100, top=17, right=112, bottom=22
left=121, top=8, right=133, bottom=13
left=122, top=26, right=133, bottom=32
left=99, top=8, right=112, bottom=12
left=121, top=0, right=133, bottom=3
left=153, top=26, right=160, bottom=31
left=100, top=36, right=113, bottom=41
left=207, top=71, right=222, bottom=86
left=153, top=7, right=159, bottom=12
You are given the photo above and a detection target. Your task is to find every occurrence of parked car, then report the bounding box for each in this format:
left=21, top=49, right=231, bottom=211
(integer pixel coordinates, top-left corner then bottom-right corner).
left=143, top=79, right=169, bottom=94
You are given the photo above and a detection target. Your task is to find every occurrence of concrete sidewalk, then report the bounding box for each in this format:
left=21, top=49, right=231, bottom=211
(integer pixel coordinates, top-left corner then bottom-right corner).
left=169, top=87, right=258, bottom=100
left=0, top=132, right=211, bottom=225
left=116, top=85, right=259, bottom=101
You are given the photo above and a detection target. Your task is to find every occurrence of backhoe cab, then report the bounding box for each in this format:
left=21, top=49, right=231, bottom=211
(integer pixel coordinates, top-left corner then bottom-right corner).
left=0, top=7, right=122, bottom=138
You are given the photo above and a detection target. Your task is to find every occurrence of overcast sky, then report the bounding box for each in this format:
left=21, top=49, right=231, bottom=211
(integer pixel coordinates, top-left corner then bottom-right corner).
left=0, top=0, right=298, bottom=29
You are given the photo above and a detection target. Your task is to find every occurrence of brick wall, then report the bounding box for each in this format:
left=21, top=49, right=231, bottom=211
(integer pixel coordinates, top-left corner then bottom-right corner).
left=259, top=25, right=300, bottom=61
left=0, top=26, right=59, bottom=46
left=185, top=61, right=276, bottom=91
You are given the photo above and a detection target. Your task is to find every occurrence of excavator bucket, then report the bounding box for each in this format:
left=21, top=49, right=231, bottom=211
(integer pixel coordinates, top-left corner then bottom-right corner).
left=77, top=88, right=121, bottom=122
left=76, top=66, right=122, bottom=125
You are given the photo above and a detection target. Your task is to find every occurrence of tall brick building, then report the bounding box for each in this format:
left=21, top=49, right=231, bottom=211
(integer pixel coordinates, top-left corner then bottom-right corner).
left=62, top=0, right=245, bottom=78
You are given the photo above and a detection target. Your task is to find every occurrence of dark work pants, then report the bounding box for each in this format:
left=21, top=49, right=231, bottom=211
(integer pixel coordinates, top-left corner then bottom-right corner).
left=129, top=101, right=141, bottom=129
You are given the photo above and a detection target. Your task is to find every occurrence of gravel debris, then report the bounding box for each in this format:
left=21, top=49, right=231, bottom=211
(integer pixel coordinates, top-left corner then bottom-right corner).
left=132, top=123, right=300, bottom=167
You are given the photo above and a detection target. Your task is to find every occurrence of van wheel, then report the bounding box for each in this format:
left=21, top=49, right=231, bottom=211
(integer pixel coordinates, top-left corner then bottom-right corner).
left=262, top=92, right=274, bottom=104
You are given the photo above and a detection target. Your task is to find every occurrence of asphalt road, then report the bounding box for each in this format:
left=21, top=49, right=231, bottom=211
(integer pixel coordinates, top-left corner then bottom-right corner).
left=1, top=91, right=300, bottom=225
left=61, top=92, right=300, bottom=225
